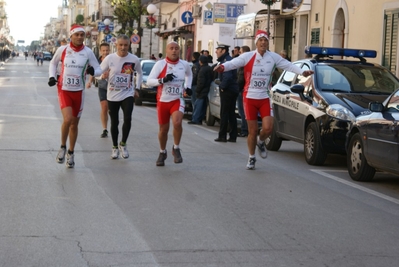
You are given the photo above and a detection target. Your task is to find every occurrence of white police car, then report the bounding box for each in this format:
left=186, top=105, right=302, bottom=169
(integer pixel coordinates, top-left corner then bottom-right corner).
left=267, top=46, right=399, bottom=165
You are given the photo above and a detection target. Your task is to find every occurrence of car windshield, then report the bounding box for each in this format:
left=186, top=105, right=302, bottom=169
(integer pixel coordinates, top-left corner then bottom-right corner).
left=315, top=64, right=399, bottom=94
left=142, top=62, right=155, bottom=76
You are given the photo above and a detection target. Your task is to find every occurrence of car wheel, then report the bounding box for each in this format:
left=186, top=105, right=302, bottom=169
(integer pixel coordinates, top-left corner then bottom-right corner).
left=304, top=122, right=327, bottom=165
left=347, top=133, right=375, bottom=181
left=134, top=96, right=142, bottom=106
left=205, top=103, right=215, bottom=126
left=265, top=126, right=282, bottom=151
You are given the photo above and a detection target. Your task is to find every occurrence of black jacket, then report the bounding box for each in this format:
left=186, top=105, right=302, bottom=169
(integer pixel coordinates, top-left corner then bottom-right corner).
left=196, top=64, right=213, bottom=99
left=217, top=52, right=238, bottom=94
left=191, top=59, right=200, bottom=86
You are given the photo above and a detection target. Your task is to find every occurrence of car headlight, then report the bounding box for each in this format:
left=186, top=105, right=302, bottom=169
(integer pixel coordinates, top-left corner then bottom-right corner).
left=326, top=104, right=356, bottom=122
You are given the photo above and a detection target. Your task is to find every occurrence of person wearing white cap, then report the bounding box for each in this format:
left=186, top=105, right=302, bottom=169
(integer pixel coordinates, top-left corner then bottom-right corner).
left=214, top=29, right=314, bottom=170
left=48, top=24, right=102, bottom=168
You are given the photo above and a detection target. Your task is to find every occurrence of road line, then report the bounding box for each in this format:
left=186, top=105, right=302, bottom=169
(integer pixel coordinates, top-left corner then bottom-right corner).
left=311, top=169, right=399, bottom=205
left=0, top=113, right=58, bottom=120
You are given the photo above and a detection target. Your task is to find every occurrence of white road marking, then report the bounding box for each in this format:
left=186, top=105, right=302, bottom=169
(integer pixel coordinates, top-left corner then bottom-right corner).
left=311, top=169, right=399, bottom=205
left=0, top=113, right=58, bottom=120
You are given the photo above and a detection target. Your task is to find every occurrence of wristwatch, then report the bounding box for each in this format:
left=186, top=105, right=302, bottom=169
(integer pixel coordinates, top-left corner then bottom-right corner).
left=158, top=78, right=163, bottom=84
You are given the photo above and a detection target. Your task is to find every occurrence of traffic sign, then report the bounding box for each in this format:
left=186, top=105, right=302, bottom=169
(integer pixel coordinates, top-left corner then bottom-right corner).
left=226, top=4, right=245, bottom=23
left=105, top=34, right=113, bottom=43
left=181, top=11, right=193, bottom=24
left=203, top=10, right=213, bottom=25
left=130, top=34, right=140, bottom=44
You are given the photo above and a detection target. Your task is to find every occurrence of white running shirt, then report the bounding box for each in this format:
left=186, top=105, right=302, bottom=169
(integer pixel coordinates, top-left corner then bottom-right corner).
left=222, top=50, right=304, bottom=99
left=100, top=53, right=143, bottom=102
left=49, top=45, right=101, bottom=91
left=146, top=58, right=193, bottom=103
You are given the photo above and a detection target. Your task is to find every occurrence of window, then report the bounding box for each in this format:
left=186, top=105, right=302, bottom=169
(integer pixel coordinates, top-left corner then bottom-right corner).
left=382, top=9, right=398, bottom=73
left=387, top=91, right=399, bottom=112
left=311, top=28, right=320, bottom=45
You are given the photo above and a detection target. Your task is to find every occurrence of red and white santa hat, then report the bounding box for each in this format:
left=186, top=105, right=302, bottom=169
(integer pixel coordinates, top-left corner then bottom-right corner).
left=254, top=29, right=269, bottom=44
left=70, top=25, right=85, bottom=37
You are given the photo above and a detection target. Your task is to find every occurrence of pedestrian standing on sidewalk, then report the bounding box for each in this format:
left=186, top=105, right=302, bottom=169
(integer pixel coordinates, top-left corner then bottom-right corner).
left=214, top=42, right=239, bottom=143
left=188, top=55, right=213, bottom=124
left=99, top=34, right=142, bottom=159
left=48, top=25, right=102, bottom=168
left=87, top=43, right=110, bottom=138
left=146, top=41, right=193, bottom=166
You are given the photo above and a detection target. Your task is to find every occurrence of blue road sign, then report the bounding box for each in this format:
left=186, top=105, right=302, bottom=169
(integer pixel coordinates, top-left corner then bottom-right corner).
left=203, top=10, right=213, bottom=25
left=225, top=4, right=245, bottom=24
left=105, top=34, right=113, bottom=43
left=181, top=11, right=193, bottom=24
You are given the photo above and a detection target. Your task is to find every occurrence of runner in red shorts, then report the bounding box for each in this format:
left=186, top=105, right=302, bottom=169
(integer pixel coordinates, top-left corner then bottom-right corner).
left=48, top=25, right=102, bottom=168
left=147, top=41, right=193, bottom=166
left=215, top=30, right=314, bottom=170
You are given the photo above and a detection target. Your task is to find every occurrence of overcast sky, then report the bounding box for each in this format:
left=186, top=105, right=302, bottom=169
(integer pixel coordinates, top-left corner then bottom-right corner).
left=7, top=0, right=61, bottom=45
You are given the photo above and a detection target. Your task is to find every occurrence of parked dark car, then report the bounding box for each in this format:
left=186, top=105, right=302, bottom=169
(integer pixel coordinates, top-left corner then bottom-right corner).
left=267, top=46, right=399, bottom=165
left=135, top=59, right=157, bottom=106
left=346, top=89, right=399, bottom=181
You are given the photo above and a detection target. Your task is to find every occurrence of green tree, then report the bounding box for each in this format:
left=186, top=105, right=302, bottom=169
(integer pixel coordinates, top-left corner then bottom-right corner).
left=75, top=14, right=85, bottom=25
left=107, top=0, right=146, bottom=55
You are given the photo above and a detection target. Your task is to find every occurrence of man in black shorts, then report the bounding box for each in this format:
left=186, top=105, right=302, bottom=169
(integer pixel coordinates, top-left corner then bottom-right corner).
left=87, top=43, right=110, bottom=137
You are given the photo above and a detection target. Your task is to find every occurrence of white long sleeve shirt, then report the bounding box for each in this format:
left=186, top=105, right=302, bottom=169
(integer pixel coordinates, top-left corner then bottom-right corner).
left=222, top=50, right=304, bottom=99
left=100, top=53, right=142, bottom=101
left=49, top=45, right=102, bottom=91
left=146, top=58, right=192, bottom=103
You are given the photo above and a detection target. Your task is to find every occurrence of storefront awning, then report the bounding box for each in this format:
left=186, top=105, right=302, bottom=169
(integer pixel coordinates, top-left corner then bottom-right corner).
left=157, top=24, right=194, bottom=38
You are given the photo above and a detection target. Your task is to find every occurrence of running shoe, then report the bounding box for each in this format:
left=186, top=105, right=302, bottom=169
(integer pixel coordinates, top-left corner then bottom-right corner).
left=111, top=147, right=119, bottom=159
left=101, top=129, right=108, bottom=138
left=172, top=146, right=183, bottom=163
left=257, top=140, right=268, bottom=159
left=156, top=151, right=167, bottom=166
left=56, top=147, right=66, bottom=163
left=119, top=144, right=129, bottom=159
left=246, top=157, right=256, bottom=170
left=65, top=153, right=75, bottom=168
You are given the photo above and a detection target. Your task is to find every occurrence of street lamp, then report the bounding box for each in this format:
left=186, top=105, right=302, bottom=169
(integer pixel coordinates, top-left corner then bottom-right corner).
left=146, top=4, right=158, bottom=59
left=260, top=0, right=280, bottom=35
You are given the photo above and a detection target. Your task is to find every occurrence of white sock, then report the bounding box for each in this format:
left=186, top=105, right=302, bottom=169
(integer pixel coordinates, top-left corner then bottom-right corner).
left=160, top=149, right=166, bottom=153
left=173, top=144, right=179, bottom=149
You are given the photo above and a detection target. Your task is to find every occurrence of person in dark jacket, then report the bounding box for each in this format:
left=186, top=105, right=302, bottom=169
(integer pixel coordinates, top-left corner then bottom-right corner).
left=188, top=56, right=213, bottom=124
left=214, top=43, right=238, bottom=142
left=190, top=52, right=201, bottom=115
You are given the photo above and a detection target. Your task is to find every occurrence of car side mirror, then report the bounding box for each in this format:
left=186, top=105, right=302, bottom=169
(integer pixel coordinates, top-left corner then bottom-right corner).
left=369, top=102, right=384, bottom=112
left=290, top=84, right=305, bottom=94
left=290, top=84, right=312, bottom=104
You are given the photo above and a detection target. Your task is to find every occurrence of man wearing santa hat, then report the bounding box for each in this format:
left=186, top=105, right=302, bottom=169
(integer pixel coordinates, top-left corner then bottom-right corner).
left=48, top=24, right=102, bottom=168
left=214, top=29, right=314, bottom=170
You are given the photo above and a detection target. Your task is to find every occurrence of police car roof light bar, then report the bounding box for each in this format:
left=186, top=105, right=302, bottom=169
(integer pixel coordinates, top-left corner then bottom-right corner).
left=305, top=46, right=377, bottom=59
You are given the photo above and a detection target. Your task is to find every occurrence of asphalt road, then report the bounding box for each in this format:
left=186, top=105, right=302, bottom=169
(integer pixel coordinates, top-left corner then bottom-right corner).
left=0, top=55, right=398, bottom=266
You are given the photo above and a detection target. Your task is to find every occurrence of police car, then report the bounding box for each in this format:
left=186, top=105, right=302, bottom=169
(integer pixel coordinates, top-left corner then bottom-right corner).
left=267, top=46, right=399, bottom=166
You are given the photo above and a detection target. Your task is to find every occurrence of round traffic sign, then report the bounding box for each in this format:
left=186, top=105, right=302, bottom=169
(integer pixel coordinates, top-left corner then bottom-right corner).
left=131, top=34, right=141, bottom=44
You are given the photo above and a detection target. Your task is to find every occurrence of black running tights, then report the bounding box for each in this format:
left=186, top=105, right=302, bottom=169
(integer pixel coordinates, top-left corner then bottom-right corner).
left=108, top=96, right=134, bottom=147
